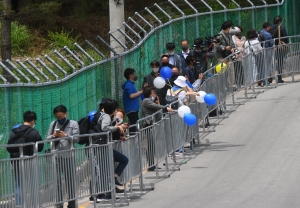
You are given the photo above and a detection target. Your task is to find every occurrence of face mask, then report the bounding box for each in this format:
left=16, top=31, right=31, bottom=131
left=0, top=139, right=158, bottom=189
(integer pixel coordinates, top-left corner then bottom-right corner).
left=182, top=46, right=189, bottom=51
left=152, top=68, right=159, bottom=73
left=113, top=117, right=123, bottom=124
left=168, top=51, right=174, bottom=56
left=134, top=75, right=138, bottom=81
left=33, top=124, right=35, bottom=128
left=57, top=118, right=66, bottom=125
left=172, top=73, right=179, bottom=77
left=151, top=96, right=155, bottom=101
left=162, top=62, right=169, bottom=66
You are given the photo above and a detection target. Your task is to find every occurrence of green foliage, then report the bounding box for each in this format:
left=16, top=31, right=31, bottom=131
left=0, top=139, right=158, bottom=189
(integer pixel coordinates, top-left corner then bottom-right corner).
left=21, top=1, right=61, bottom=27
left=47, top=29, right=81, bottom=50
left=0, top=21, right=31, bottom=55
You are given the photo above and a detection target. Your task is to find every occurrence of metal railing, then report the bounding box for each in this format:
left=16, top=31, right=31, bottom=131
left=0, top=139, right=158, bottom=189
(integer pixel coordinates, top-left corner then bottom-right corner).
left=1, top=36, right=300, bottom=207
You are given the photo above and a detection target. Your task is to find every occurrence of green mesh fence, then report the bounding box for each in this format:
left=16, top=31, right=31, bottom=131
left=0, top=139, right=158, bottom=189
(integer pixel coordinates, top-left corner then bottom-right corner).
left=0, top=0, right=300, bottom=161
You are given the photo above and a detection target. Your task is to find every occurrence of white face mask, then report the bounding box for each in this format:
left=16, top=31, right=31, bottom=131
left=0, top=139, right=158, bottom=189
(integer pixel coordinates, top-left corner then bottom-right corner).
left=168, top=51, right=175, bottom=56
left=113, top=117, right=123, bottom=124
left=152, top=68, right=159, bottom=73
left=151, top=96, right=155, bottom=101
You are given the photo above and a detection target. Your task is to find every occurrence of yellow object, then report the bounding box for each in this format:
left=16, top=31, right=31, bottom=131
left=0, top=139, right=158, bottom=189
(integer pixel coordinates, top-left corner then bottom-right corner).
left=216, top=63, right=227, bottom=73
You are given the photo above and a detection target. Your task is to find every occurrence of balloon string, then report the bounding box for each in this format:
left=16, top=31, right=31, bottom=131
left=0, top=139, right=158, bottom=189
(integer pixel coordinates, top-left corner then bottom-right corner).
left=166, top=79, right=172, bottom=88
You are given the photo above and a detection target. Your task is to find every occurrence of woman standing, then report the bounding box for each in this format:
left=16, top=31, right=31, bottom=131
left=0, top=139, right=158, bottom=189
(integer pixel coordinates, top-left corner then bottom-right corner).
left=244, top=29, right=263, bottom=87
left=232, top=26, right=246, bottom=88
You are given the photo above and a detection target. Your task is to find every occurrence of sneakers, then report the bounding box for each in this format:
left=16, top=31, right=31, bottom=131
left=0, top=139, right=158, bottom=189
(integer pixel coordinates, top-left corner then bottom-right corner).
left=175, top=152, right=183, bottom=157
left=184, top=143, right=190, bottom=148
left=278, top=79, right=284, bottom=83
left=89, top=196, right=101, bottom=203
left=115, top=177, right=123, bottom=187
left=116, top=187, right=124, bottom=193
left=147, top=166, right=161, bottom=171
left=98, top=194, right=120, bottom=201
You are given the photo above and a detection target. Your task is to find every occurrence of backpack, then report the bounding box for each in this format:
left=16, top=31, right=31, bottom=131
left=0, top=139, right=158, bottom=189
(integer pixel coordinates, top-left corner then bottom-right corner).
left=165, top=89, right=183, bottom=110
left=77, top=111, right=102, bottom=145
left=89, top=112, right=108, bottom=145
left=7, top=127, right=33, bottom=155
left=257, top=31, right=265, bottom=47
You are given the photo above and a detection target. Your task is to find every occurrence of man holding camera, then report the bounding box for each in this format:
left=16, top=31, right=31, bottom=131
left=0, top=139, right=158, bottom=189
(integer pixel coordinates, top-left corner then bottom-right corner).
left=216, top=21, right=237, bottom=89
left=191, top=38, right=216, bottom=78
left=216, top=21, right=235, bottom=63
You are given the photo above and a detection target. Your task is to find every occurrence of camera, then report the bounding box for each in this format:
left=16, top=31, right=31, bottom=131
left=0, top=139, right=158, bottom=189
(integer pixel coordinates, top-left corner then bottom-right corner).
left=190, top=36, right=218, bottom=74
left=231, top=48, right=239, bottom=62
left=223, top=47, right=238, bottom=62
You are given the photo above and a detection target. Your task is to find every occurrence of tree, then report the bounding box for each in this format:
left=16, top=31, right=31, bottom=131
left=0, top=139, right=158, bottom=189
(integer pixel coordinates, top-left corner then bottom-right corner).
left=1, top=0, right=12, bottom=62
left=1, top=0, right=13, bottom=82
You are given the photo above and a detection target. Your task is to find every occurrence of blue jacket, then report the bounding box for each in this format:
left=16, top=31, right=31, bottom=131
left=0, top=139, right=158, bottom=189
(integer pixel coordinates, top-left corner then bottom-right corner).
left=122, top=80, right=140, bottom=114
left=183, top=66, right=196, bottom=84
left=260, top=29, right=274, bottom=48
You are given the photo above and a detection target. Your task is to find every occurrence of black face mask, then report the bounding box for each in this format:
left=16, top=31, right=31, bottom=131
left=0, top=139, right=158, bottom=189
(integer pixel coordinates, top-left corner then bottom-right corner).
left=182, top=46, right=189, bottom=51
left=172, top=73, right=179, bottom=77
left=134, top=75, right=138, bottom=81
left=162, top=62, right=169, bottom=66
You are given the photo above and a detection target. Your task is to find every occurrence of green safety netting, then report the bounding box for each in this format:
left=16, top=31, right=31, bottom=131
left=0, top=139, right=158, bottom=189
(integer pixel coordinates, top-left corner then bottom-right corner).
left=0, top=0, right=300, bottom=161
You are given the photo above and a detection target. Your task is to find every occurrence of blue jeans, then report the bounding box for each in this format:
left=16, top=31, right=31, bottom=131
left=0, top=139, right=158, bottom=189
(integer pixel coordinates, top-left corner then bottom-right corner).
left=113, top=150, right=128, bottom=176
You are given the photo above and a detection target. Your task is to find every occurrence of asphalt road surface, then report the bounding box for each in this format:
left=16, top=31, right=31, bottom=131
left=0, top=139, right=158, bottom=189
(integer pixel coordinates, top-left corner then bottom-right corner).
left=125, top=82, right=300, bottom=208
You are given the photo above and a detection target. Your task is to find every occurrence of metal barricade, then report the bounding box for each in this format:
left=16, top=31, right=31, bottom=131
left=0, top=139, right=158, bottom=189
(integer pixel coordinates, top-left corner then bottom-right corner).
left=0, top=142, right=38, bottom=208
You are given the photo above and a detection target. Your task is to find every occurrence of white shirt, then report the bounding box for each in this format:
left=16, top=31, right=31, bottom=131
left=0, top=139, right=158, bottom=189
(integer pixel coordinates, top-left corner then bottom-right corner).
left=244, top=39, right=263, bottom=54
left=181, top=50, right=190, bottom=59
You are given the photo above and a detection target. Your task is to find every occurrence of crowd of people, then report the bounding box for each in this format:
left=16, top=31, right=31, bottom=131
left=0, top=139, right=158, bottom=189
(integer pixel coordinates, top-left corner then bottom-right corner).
left=5, top=15, right=289, bottom=207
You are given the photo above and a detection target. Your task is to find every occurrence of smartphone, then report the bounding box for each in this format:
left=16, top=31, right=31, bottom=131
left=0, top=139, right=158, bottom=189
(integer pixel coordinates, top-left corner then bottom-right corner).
left=55, top=128, right=60, bottom=132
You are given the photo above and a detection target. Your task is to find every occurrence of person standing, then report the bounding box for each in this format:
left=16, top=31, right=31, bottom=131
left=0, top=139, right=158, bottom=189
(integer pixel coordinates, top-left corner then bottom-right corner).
left=270, top=16, right=289, bottom=83
left=232, top=26, right=246, bottom=87
left=260, top=22, right=274, bottom=85
left=7, top=111, right=44, bottom=208
left=122, top=68, right=142, bottom=133
left=183, top=55, right=196, bottom=84
left=143, top=60, right=160, bottom=87
left=46, top=105, right=79, bottom=208
left=244, top=29, right=263, bottom=87
left=178, top=39, right=192, bottom=70
left=165, top=42, right=182, bottom=72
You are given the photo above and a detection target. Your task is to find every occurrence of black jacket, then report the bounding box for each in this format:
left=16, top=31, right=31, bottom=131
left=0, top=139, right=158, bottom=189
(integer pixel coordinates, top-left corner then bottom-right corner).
left=7, top=125, right=44, bottom=158
left=270, top=24, right=289, bottom=45
left=143, top=72, right=158, bottom=87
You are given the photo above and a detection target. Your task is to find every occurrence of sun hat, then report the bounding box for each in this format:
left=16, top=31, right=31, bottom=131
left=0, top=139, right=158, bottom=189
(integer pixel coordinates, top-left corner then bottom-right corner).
left=174, top=76, right=187, bottom=88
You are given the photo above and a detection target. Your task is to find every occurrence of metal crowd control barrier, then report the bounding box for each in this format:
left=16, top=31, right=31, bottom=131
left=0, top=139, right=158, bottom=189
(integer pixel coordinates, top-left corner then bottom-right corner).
left=2, top=37, right=300, bottom=206
left=0, top=133, right=119, bottom=208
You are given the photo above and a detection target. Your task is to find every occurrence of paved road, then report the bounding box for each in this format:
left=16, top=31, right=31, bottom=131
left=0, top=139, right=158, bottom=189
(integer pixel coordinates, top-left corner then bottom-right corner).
left=125, top=82, right=300, bottom=208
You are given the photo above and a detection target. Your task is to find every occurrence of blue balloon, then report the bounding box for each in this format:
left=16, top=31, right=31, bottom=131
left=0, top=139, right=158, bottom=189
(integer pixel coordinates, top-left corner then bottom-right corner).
left=160, top=66, right=172, bottom=80
left=183, top=113, right=197, bottom=126
left=204, top=94, right=217, bottom=106
left=12, top=124, right=21, bottom=129
left=87, top=110, right=97, bottom=123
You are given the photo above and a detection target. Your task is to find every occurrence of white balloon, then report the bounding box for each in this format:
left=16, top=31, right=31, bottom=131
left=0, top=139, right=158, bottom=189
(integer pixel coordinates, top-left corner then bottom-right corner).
left=178, top=105, right=191, bottom=118
left=153, top=77, right=166, bottom=89
left=196, top=91, right=207, bottom=103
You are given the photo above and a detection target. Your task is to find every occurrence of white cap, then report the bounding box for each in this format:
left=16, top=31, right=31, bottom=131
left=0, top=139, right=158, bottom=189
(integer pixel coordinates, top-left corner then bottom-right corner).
left=174, top=76, right=187, bottom=88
